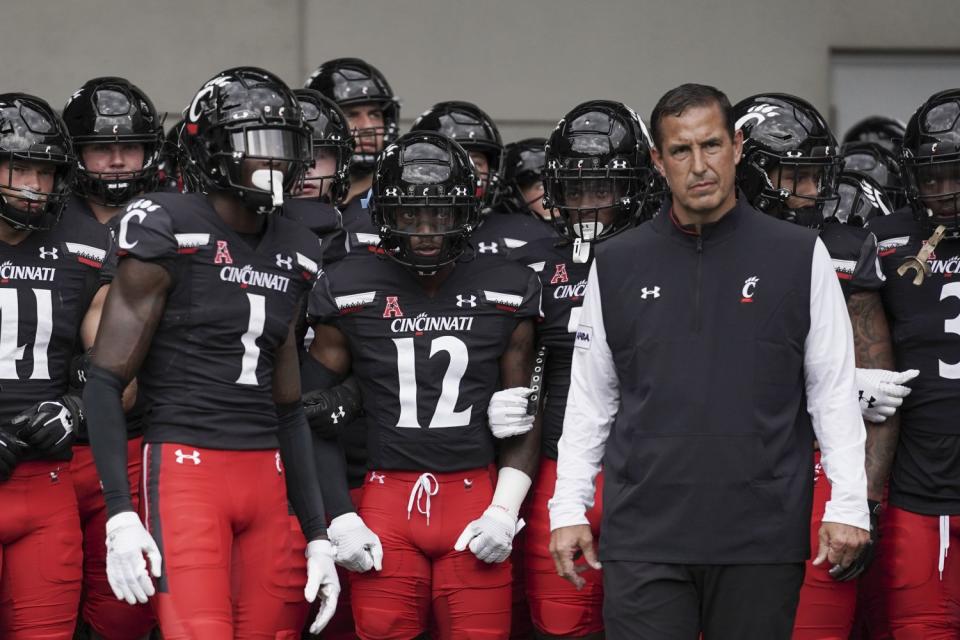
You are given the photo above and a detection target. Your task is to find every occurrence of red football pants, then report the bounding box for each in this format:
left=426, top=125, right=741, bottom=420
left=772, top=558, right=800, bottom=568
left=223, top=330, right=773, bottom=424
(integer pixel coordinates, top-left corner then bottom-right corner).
left=878, top=505, right=960, bottom=639
left=792, top=451, right=857, bottom=639
left=73, top=438, right=156, bottom=639
left=0, top=461, right=82, bottom=639
left=523, top=456, right=604, bottom=637
left=143, top=443, right=298, bottom=640
left=351, top=467, right=512, bottom=640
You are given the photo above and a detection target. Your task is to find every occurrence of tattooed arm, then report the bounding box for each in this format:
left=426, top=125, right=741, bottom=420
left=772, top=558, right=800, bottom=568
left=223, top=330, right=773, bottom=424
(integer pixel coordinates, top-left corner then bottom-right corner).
left=846, top=290, right=898, bottom=502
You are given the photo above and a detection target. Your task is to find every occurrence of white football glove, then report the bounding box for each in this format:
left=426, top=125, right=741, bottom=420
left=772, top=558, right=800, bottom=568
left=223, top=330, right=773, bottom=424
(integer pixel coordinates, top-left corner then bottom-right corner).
left=304, top=539, right=341, bottom=634
left=487, top=387, right=535, bottom=439
left=454, top=505, right=521, bottom=564
left=105, top=511, right=162, bottom=605
left=327, top=512, right=383, bottom=573
left=855, top=368, right=920, bottom=423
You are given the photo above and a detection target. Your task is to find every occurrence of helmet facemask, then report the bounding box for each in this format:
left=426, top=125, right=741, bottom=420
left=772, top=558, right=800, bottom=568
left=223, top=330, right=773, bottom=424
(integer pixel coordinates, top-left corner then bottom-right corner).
left=906, top=154, right=960, bottom=237
left=748, top=151, right=840, bottom=228
left=0, top=156, right=73, bottom=231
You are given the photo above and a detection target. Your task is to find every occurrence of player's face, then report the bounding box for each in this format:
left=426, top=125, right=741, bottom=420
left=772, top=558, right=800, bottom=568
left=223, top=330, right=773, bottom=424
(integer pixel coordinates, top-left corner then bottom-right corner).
left=343, top=103, right=385, bottom=155
left=81, top=142, right=146, bottom=176
left=519, top=180, right=550, bottom=221
left=0, top=159, right=55, bottom=213
left=297, top=148, right=338, bottom=199
left=561, top=178, right=622, bottom=230
left=917, top=161, right=960, bottom=216
left=393, top=206, right=457, bottom=257
left=653, top=103, right=742, bottom=217
left=769, top=164, right=825, bottom=210
left=469, top=152, right=490, bottom=184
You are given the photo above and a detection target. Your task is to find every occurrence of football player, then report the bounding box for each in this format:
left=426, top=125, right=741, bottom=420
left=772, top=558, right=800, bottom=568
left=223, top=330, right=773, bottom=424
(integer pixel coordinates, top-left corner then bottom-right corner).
left=82, top=67, right=339, bottom=638
left=500, top=137, right=553, bottom=223
left=733, top=93, right=915, bottom=640
left=60, top=76, right=164, bottom=640
left=304, top=57, right=400, bottom=254
left=866, top=88, right=960, bottom=639
left=842, top=141, right=907, bottom=210
left=305, top=131, right=542, bottom=639
left=508, top=100, right=659, bottom=639
left=410, top=101, right=555, bottom=259
left=0, top=94, right=112, bottom=639
left=843, top=115, right=906, bottom=153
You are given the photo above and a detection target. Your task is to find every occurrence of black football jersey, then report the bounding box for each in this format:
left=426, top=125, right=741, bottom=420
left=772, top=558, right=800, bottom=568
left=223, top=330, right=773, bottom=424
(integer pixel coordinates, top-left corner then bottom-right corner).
left=468, top=210, right=558, bottom=259
left=819, top=223, right=885, bottom=300
left=510, top=237, right=592, bottom=460
left=868, top=208, right=960, bottom=513
left=282, top=199, right=347, bottom=265
left=0, top=206, right=112, bottom=456
left=115, top=192, right=322, bottom=450
left=308, top=252, right=542, bottom=472
left=340, top=191, right=377, bottom=235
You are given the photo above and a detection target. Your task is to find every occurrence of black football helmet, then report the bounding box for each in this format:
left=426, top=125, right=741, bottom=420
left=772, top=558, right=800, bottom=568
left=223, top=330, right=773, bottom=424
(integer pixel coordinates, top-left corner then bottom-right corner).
left=371, top=132, right=479, bottom=272
left=841, top=142, right=906, bottom=209
left=901, top=88, right=960, bottom=237
left=831, top=172, right=893, bottom=227
left=498, top=137, right=546, bottom=214
left=843, top=115, right=906, bottom=152
left=157, top=119, right=186, bottom=192
left=180, top=67, right=312, bottom=214
left=61, top=77, right=163, bottom=206
left=542, top=100, right=658, bottom=259
left=304, top=58, right=400, bottom=172
left=410, top=101, right=504, bottom=213
left=294, top=89, right=354, bottom=203
left=0, top=94, right=74, bottom=231
left=734, top=93, right=841, bottom=228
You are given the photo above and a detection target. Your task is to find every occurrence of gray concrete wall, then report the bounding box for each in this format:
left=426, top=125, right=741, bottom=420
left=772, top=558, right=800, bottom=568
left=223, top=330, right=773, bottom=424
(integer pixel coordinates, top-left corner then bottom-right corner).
left=3, top=0, right=958, bottom=140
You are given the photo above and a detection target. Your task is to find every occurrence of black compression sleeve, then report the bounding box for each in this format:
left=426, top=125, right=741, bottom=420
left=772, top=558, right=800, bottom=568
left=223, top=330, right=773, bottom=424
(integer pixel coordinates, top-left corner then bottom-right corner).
left=312, top=430, right=354, bottom=519
left=277, top=402, right=327, bottom=540
left=300, top=353, right=345, bottom=391
left=83, top=365, right=133, bottom=517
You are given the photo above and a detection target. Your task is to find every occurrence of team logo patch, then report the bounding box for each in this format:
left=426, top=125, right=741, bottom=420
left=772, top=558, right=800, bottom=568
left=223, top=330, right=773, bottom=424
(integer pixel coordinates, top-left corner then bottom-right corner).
left=574, top=324, right=593, bottom=350
left=640, top=286, right=661, bottom=300
left=741, top=276, right=759, bottom=302
left=734, top=104, right=780, bottom=131
left=550, top=263, right=570, bottom=285
left=335, top=291, right=376, bottom=312
left=214, top=240, right=233, bottom=264
left=383, top=295, right=404, bottom=318
left=0, top=260, right=56, bottom=283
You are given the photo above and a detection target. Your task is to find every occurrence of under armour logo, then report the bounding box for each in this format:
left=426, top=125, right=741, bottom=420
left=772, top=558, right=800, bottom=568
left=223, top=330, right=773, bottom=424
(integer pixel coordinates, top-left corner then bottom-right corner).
left=385, top=187, right=399, bottom=197
left=370, top=472, right=385, bottom=484
left=610, top=159, right=627, bottom=169
left=640, top=286, right=661, bottom=299
left=478, top=242, right=498, bottom=254
left=174, top=449, right=201, bottom=465
left=275, top=254, right=293, bottom=270
left=453, top=186, right=468, bottom=196
left=859, top=390, right=877, bottom=408
left=330, top=406, right=346, bottom=424
left=39, top=246, right=58, bottom=260
left=456, top=294, right=477, bottom=308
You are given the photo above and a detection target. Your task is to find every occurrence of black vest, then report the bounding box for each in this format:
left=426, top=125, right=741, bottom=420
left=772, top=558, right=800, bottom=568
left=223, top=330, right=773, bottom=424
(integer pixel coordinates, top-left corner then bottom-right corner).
left=594, top=201, right=818, bottom=563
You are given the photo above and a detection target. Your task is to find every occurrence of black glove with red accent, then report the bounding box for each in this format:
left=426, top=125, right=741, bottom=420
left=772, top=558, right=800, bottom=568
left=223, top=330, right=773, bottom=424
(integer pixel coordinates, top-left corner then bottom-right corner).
left=830, top=500, right=882, bottom=582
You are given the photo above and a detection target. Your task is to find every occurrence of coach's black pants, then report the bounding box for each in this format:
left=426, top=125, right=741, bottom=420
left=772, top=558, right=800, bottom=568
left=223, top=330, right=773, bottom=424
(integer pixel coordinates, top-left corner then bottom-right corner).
left=603, top=561, right=805, bottom=640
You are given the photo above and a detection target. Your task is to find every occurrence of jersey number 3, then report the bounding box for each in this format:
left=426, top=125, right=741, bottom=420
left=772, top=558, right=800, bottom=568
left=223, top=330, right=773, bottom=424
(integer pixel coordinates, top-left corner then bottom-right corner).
left=941, top=282, right=960, bottom=380
left=393, top=336, right=471, bottom=428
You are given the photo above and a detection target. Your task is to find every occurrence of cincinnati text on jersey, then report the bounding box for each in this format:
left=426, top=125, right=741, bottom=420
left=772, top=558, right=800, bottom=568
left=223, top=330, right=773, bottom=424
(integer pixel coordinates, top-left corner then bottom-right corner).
left=219, top=264, right=290, bottom=292
left=553, top=279, right=587, bottom=300
left=926, top=252, right=960, bottom=275
left=0, top=261, right=56, bottom=283
left=390, top=311, right=475, bottom=334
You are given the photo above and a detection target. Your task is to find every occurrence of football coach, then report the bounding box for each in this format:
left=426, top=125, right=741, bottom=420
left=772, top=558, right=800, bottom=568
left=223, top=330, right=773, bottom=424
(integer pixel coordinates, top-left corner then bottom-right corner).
left=547, top=83, right=871, bottom=639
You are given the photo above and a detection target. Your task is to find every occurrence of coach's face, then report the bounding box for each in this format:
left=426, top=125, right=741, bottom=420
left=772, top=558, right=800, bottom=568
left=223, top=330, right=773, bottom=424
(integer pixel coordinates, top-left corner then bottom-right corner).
left=653, top=103, right=742, bottom=222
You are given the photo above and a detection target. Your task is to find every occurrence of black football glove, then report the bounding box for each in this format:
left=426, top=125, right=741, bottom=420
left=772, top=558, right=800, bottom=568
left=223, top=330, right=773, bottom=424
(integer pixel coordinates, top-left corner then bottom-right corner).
left=10, top=394, right=84, bottom=454
left=0, top=429, right=27, bottom=482
left=302, top=377, right=364, bottom=439
left=830, top=499, right=881, bottom=582
left=69, top=349, right=92, bottom=390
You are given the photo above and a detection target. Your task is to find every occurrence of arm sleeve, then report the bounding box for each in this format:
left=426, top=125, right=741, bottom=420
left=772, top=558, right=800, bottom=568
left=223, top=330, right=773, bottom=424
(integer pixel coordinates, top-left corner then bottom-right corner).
left=516, top=268, right=544, bottom=320
left=276, top=403, right=327, bottom=540
left=548, top=260, right=619, bottom=530
left=83, top=365, right=134, bottom=517
left=804, top=238, right=871, bottom=531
